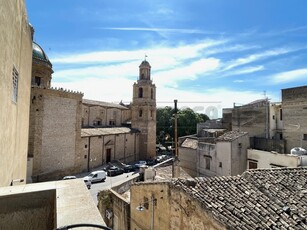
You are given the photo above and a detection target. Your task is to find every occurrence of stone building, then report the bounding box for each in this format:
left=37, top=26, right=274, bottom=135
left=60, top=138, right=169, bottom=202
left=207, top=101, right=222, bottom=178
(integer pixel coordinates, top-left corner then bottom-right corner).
left=130, top=167, right=307, bottom=229
left=247, top=148, right=307, bottom=169
left=28, top=42, right=156, bottom=181
left=282, top=86, right=307, bottom=153
left=28, top=42, right=84, bottom=182
left=131, top=60, right=157, bottom=160
left=198, top=130, right=249, bottom=177
left=81, top=127, right=140, bottom=171
left=179, top=130, right=249, bottom=178
left=0, top=0, right=33, bottom=187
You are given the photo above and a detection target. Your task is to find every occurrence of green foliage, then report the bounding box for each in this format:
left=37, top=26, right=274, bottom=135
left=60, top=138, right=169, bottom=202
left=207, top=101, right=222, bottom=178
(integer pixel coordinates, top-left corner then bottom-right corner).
left=156, top=106, right=210, bottom=144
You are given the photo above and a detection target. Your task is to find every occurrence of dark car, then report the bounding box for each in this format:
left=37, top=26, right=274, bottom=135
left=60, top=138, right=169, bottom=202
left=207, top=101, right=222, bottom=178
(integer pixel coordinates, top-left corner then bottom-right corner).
left=108, top=160, right=136, bottom=173
left=107, top=166, right=124, bottom=177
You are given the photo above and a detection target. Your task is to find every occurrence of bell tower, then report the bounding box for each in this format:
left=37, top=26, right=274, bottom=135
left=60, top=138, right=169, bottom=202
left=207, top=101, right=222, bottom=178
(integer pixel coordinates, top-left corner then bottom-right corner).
left=131, top=59, right=156, bottom=160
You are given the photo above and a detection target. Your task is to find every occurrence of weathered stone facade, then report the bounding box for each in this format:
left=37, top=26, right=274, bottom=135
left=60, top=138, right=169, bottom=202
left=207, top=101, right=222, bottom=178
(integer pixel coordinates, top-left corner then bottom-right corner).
left=130, top=182, right=225, bottom=230
left=81, top=127, right=139, bottom=171
left=29, top=87, right=83, bottom=181
left=0, top=0, right=32, bottom=187
left=232, top=99, right=270, bottom=138
left=28, top=54, right=156, bottom=180
left=282, top=86, right=307, bottom=153
left=131, top=60, right=157, bottom=160
left=82, top=99, right=131, bottom=127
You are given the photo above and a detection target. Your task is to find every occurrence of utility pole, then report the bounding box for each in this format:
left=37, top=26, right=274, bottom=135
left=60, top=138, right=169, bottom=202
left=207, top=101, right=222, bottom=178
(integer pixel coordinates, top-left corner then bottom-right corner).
left=172, top=99, right=180, bottom=178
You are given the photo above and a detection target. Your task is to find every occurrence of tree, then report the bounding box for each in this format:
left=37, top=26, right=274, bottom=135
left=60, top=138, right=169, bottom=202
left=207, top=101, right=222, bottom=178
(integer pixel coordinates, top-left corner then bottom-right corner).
left=156, top=106, right=210, bottom=145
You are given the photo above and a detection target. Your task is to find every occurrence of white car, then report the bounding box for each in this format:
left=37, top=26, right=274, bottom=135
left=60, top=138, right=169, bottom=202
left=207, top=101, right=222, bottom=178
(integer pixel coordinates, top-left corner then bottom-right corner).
left=134, top=160, right=147, bottom=168
left=63, top=176, right=91, bottom=189
left=83, top=170, right=107, bottom=183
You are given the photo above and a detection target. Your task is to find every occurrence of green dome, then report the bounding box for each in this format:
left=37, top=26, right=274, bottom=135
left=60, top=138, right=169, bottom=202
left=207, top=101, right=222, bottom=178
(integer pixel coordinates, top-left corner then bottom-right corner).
left=32, top=42, right=52, bottom=66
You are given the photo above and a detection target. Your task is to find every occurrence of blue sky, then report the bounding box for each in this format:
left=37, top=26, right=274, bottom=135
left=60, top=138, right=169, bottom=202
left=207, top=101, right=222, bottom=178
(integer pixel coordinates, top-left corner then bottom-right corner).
left=26, top=0, right=307, bottom=117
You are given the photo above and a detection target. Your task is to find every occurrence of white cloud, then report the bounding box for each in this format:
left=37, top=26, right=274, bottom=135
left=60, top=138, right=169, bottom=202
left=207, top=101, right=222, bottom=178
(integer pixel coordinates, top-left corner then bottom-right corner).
left=51, top=39, right=225, bottom=65
left=228, top=65, right=264, bottom=76
left=154, top=58, right=220, bottom=87
left=223, top=48, right=295, bottom=71
left=270, top=68, right=307, bottom=84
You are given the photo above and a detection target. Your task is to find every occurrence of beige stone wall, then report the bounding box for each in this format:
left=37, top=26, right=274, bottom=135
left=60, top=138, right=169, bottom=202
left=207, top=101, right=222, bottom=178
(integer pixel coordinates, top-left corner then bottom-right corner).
left=232, top=100, right=269, bottom=138
left=179, top=147, right=197, bottom=177
left=0, top=0, right=32, bottom=187
left=282, top=86, right=307, bottom=153
left=131, top=78, right=157, bottom=160
left=82, top=104, right=126, bottom=127
left=197, top=143, right=217, bottom=177
left=30, top=88, right=83, bottom=181
left=130, top=183, right=225, bottom=230
left=82, top=132, right=139, bottom=171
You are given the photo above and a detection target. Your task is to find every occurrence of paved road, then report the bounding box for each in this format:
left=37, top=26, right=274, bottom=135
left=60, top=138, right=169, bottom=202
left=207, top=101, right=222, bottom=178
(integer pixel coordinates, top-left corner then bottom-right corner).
left=75, top=167, right=138, bottom=205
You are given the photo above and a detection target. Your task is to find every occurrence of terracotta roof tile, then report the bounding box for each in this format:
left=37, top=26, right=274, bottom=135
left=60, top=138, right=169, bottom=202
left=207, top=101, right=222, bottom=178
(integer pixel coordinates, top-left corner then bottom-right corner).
left=170, top=167, right=307, bottom=229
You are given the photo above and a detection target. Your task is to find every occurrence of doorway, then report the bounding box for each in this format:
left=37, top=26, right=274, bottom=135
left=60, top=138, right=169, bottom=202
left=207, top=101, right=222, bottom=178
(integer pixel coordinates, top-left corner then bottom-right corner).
left=106, top=148, right=111, bottom=163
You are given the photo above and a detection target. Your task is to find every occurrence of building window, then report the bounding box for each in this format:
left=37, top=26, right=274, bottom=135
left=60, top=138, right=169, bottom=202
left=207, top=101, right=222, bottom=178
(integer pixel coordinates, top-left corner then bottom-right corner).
left=280, top=133, right=283, bottom=140
left=204, top=157, right=210, bottom=170
left=219, top=162, right=222, bottom=168
left=151, top=88, right=154, bottom=99
left=248, top=161, right=257, bottom=169
left=35, top=76, right=41, bottom=86
left=138, top=88, right=143, bottom=98
left=303, top=134, right=307, bottom=140
left=85, top=144, right=88, bottom=148
left=109, top=120, right=115, bottom=126
left=12, top=67, right=19, bottom=103
left=272, top=115, right=275, bottom=120
left=139, top=110, right=143, bottom=117
left=280, top=109, right=282, bottom=120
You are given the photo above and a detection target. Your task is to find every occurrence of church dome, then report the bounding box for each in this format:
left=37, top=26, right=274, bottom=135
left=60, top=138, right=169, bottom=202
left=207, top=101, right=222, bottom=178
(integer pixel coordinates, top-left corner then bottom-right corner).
left=32, top=42, right=52, bottom=66
left=139, top=60, right=151, bottom=67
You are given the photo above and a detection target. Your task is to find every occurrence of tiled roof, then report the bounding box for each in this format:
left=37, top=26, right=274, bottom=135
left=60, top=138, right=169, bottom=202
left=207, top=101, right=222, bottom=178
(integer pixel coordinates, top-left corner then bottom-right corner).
left=171, top=167, right=307, bottom=229
left=180, top=138, right=198, bottom=149
left=216, top=130, right=248, bottom=142
left=82, top=99, right=129, bottom=110
left=81, top=127, right=138, bottom=137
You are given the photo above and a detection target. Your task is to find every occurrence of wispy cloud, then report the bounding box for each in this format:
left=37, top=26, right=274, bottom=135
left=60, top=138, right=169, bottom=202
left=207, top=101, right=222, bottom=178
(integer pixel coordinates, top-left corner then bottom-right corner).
left=229, top=66, right=264, bottom=76
left=51, top=39, right=225, bottom=65
left=271, top=68, right=307, bottom=84
left=154, top=58, right=220, bottom=87
left=223, top=47, right=297, bottom=71
left=101, top=27, right=224, bottom=35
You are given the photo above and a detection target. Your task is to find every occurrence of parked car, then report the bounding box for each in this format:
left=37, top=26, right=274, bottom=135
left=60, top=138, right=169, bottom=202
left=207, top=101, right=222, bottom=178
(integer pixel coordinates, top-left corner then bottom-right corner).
left=107, top=166, right=124, bottom=177
left=134, top=160, right=147, bottom=168
left=62, top=175, right=91, bottom=189
left=107, top=160, right=136, bottom=173
left=122, top=163, right=136, bottom=172
left=83, top=170, right=106, bottom=183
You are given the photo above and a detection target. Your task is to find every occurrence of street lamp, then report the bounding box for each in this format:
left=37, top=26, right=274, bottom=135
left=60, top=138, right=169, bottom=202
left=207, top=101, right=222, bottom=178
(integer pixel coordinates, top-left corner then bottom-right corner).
left=136, top=195, right=157, bottom=230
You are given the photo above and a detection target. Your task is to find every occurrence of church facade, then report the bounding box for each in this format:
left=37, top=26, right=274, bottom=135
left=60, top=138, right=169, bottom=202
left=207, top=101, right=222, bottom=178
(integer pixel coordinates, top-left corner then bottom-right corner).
left=28, top=42, right=156, bottom=181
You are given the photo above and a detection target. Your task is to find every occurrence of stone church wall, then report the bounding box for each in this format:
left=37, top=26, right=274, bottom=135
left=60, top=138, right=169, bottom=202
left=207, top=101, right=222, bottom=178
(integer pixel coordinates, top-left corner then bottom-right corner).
left=30, top=88, right=83, bottom=181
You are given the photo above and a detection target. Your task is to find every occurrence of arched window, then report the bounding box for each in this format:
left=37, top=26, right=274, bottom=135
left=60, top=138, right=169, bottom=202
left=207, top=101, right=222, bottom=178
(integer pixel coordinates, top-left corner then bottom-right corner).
left=138, top=88, right=143, bottom=98
left=139, top=109, right=143, bottom=117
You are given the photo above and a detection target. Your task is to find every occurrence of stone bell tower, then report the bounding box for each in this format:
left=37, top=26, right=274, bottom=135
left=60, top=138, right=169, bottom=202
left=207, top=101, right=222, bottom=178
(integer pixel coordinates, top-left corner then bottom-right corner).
left=131, top=59, right=156, bottom=160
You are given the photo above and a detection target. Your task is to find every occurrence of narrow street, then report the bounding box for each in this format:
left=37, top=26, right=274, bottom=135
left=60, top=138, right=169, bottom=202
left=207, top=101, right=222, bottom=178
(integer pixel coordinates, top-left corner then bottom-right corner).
left=76, top=168, right=138, bottom=205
